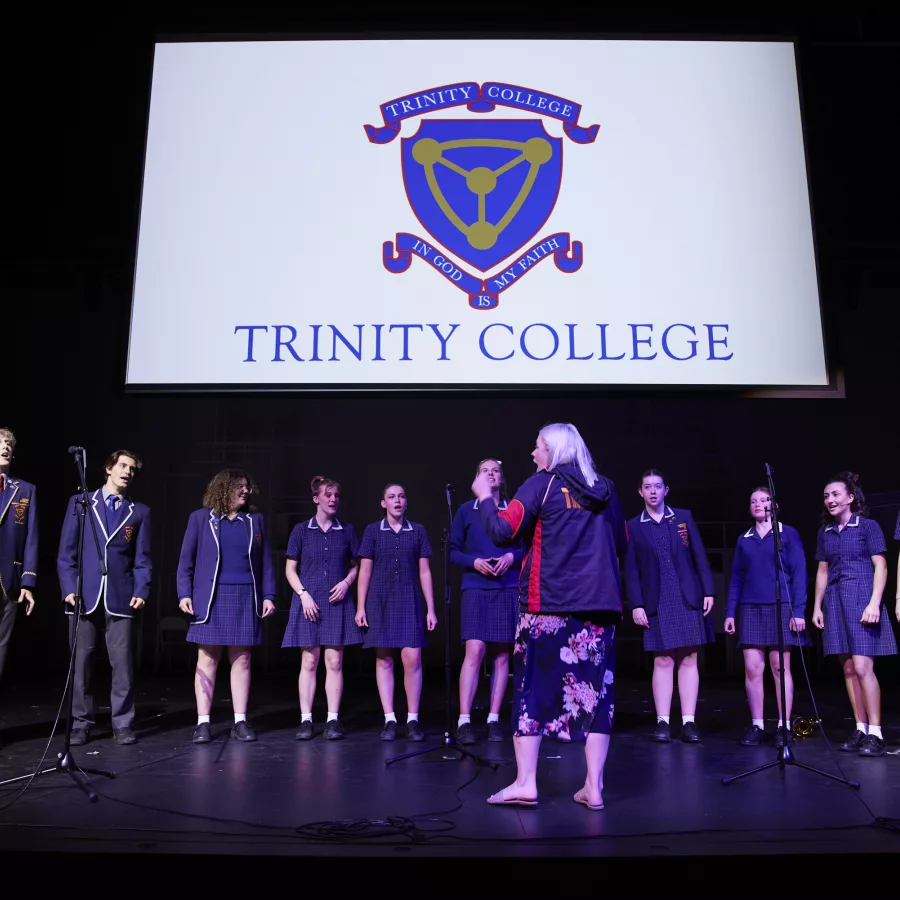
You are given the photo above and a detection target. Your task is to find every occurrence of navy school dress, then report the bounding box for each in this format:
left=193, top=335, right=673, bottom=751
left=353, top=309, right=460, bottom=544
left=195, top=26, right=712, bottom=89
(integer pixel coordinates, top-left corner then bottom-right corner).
left=449, top=498, right=522, bottom=644
left=726, top=523, right=810, bottom=649
left=815, top=515, right=897, bottom=657
left=186, top=514, right=264, bottom=647
left=359, top=518, right=432, bottom=649
left=282, top=517, right=363, bottom=649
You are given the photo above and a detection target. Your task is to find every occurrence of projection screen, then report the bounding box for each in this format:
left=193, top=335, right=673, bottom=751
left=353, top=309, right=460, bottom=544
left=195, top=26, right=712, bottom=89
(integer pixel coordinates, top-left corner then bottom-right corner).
left=126, top=38, right=829, bottom=391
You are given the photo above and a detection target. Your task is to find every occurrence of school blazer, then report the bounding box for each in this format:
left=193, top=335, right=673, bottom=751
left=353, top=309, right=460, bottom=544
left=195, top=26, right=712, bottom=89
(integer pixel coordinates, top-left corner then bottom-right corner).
left=624, top=507, right=715, bottom=614
left=57, top=489, right=152, bottom=618
left=176, top=508, right=276, bottom=624
left=0, top=477, right=39, bottom=598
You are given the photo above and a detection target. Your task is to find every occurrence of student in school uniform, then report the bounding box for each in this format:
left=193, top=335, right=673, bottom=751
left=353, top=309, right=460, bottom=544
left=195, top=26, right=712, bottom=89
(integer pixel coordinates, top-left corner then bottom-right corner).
left=625, top=469, right=716, bottom=744
left=283, top=475, right=361, bottom=741
left=58, top=449, right=152, bottom=746
left=177, top=468, right=276, bottom=744
left=355, top=483, right=437, bottom=742
left=725, top=486, right=809, bottom=747
left=813, top=472, right=896, bottom=757
left=450, top=457, right=522, bottom=745
left=0, top=428, right=38, bottom=686
left=895, top=508, right=900, bottom=629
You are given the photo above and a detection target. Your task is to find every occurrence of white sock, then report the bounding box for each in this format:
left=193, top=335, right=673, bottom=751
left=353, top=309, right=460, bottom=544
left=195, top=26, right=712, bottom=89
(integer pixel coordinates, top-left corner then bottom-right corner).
left=776, top=720, right=785, bottom=729
left=856, top=722, right=868, bottom=734
left=301, top=713, right=313, bottom=722
left=868, top=725, right=883, bottom=739
left=657, top=715, right=670, bottom=724
left=752, top=719, right=764, bottom=730
left=457, top=714, right=471, bottom=727
left=198, top=715, right=210, bottom=725
left=384, top=713, right=397, bottom=723
left=327, top=712, right=339, bottom=722
left=487, top=713, right=500, bottom=724
left=407, top=713, right=419, bottom=723
left=234, top=713, right=247, bottom=723
left=682, top=715, right=695, bottom=725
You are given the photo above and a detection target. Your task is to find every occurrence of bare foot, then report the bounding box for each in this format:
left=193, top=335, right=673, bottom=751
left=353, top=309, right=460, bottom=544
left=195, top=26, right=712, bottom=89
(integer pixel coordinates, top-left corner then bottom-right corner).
left=573, top=786, right=604, bottom=810
left=487, top=783, right=538, bottom=807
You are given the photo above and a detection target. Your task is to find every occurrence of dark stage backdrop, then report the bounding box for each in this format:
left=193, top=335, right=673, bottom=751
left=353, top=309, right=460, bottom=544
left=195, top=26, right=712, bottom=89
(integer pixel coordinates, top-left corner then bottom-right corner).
left=5, top=15, right=900, bottom=685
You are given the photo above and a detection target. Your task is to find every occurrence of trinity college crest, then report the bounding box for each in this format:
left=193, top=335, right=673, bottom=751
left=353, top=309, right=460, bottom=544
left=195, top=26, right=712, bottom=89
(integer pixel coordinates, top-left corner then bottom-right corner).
left=365, top=82, right=598, bottom=309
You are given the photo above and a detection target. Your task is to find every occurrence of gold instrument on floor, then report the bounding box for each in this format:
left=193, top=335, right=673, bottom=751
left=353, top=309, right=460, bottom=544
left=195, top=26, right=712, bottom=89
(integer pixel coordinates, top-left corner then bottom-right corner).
left=791, top=715, right=821, bottom=737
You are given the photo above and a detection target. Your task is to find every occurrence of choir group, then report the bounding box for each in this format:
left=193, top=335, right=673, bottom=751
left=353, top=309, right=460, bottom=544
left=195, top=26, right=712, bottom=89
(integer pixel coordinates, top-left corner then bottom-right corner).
left=1, top=424, right=898, bottom=764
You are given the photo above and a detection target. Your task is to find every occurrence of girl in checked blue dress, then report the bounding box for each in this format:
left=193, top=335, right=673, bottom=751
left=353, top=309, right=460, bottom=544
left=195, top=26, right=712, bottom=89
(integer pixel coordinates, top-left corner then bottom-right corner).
left=813, top=472, right=896, bottom=758
left=355, top=483, right=437, bottom=742
left=724, top=486, right=809, bottom=748
left=283, top=476, right=361, bottom=742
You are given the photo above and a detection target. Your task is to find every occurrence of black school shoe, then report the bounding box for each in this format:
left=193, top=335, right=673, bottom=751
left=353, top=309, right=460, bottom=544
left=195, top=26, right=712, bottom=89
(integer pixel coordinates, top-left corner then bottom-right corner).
left=69, top=728, right=91, bottom=746
left=406, top=719, right=424, bottom=741
left=839, top=729, right=867, bottom=752
left=774, top=728, right=794, bottom=749
left=324, top=719, right=345, bottom=740
left=231, top=721, right=257, bottom=742
left=858, top=734, right=886, bottom=757
left=740, top=724, right=763, bottom=746
left=681, top=722, right=702, bottom=743
left=652, top=720, right=672, bottom=742
left=114, top=726, right=138, bottom=745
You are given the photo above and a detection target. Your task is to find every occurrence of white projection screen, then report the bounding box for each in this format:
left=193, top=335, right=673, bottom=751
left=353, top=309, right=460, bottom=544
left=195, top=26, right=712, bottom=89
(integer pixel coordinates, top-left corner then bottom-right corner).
left=126, top=38, right=831, bottom=392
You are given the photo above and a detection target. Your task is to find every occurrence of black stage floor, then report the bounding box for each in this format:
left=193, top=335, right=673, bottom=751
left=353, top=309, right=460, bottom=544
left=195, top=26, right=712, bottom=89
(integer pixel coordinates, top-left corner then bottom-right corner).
left=1, top=667, right=899, bottom=878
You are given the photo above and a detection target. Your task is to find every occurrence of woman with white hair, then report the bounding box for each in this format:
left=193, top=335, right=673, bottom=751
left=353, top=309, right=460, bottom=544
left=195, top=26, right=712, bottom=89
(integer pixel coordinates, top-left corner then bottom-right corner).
left=472, top=423, right=626, bottom=811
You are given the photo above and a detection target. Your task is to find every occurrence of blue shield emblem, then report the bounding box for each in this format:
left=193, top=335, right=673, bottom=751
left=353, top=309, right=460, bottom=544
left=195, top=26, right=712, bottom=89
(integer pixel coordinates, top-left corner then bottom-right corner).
left=401, top=119, right=563, bottom=272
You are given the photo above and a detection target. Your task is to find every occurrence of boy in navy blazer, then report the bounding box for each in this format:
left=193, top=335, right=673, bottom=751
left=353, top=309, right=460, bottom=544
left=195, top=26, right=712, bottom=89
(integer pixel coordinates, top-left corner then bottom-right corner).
left=0, top=428, right=38, bottom=685
left=57, top=449, right=152, bottom=745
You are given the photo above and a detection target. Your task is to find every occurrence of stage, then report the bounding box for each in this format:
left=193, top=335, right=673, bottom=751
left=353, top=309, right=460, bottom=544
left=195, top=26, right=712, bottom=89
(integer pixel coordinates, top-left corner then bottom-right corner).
left=1, top=670, right=898, bottom=875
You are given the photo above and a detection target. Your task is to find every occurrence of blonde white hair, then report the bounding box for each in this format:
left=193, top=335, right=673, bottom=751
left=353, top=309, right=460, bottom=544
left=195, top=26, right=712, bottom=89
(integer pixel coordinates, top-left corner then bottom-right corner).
left=539, top=423, right=598, bottom=487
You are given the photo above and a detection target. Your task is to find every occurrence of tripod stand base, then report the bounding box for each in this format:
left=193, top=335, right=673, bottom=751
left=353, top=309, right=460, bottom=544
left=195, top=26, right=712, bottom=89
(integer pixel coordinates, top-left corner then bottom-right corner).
left=0, top=750, right=116, bottom=802
left=722, top=743, right=860, bottom=788
left=385, top=732, right=498, bottom=770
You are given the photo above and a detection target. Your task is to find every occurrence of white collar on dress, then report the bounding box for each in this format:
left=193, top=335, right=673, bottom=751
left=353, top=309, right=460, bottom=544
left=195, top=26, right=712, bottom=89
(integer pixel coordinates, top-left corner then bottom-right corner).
left=307, top=516, right=343, bottom=531
left=380, top=518, right=413, bottom=532
left=640, top=505, right=675, bottom=523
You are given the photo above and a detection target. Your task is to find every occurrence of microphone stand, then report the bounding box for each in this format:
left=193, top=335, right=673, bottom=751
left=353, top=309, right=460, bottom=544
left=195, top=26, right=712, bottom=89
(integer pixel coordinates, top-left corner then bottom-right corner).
left=386, top=485, right=496, bottom=770
left=0, top=448, right=116, bottom=801
left=722, top=463, right=858, bottom=789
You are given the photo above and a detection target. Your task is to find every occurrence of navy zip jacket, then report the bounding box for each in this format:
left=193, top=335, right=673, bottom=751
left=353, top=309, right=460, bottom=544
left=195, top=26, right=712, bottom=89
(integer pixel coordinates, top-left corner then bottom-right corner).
left=478, top=464, right=627, bottom=615
left=449, top=499, right=524, bottom=591
left=725, top=522, right=807, bottom=619
left=624, top=507, right=715, bottom=614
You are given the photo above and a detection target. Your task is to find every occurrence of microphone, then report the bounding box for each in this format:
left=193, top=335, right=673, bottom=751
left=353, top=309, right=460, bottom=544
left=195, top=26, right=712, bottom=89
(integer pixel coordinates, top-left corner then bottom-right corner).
left=446, top=483, right=456, bottom=492
left=764, top=462, right=774, bottom=476
left=68, top=446, right=84, bottom=455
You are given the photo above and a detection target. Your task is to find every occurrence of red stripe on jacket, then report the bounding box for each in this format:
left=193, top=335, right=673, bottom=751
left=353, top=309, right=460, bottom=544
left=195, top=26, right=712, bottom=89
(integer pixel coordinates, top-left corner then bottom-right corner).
left=527, top=517, right=543, bottom=613
left=499, top=499, right=525, bottom=538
